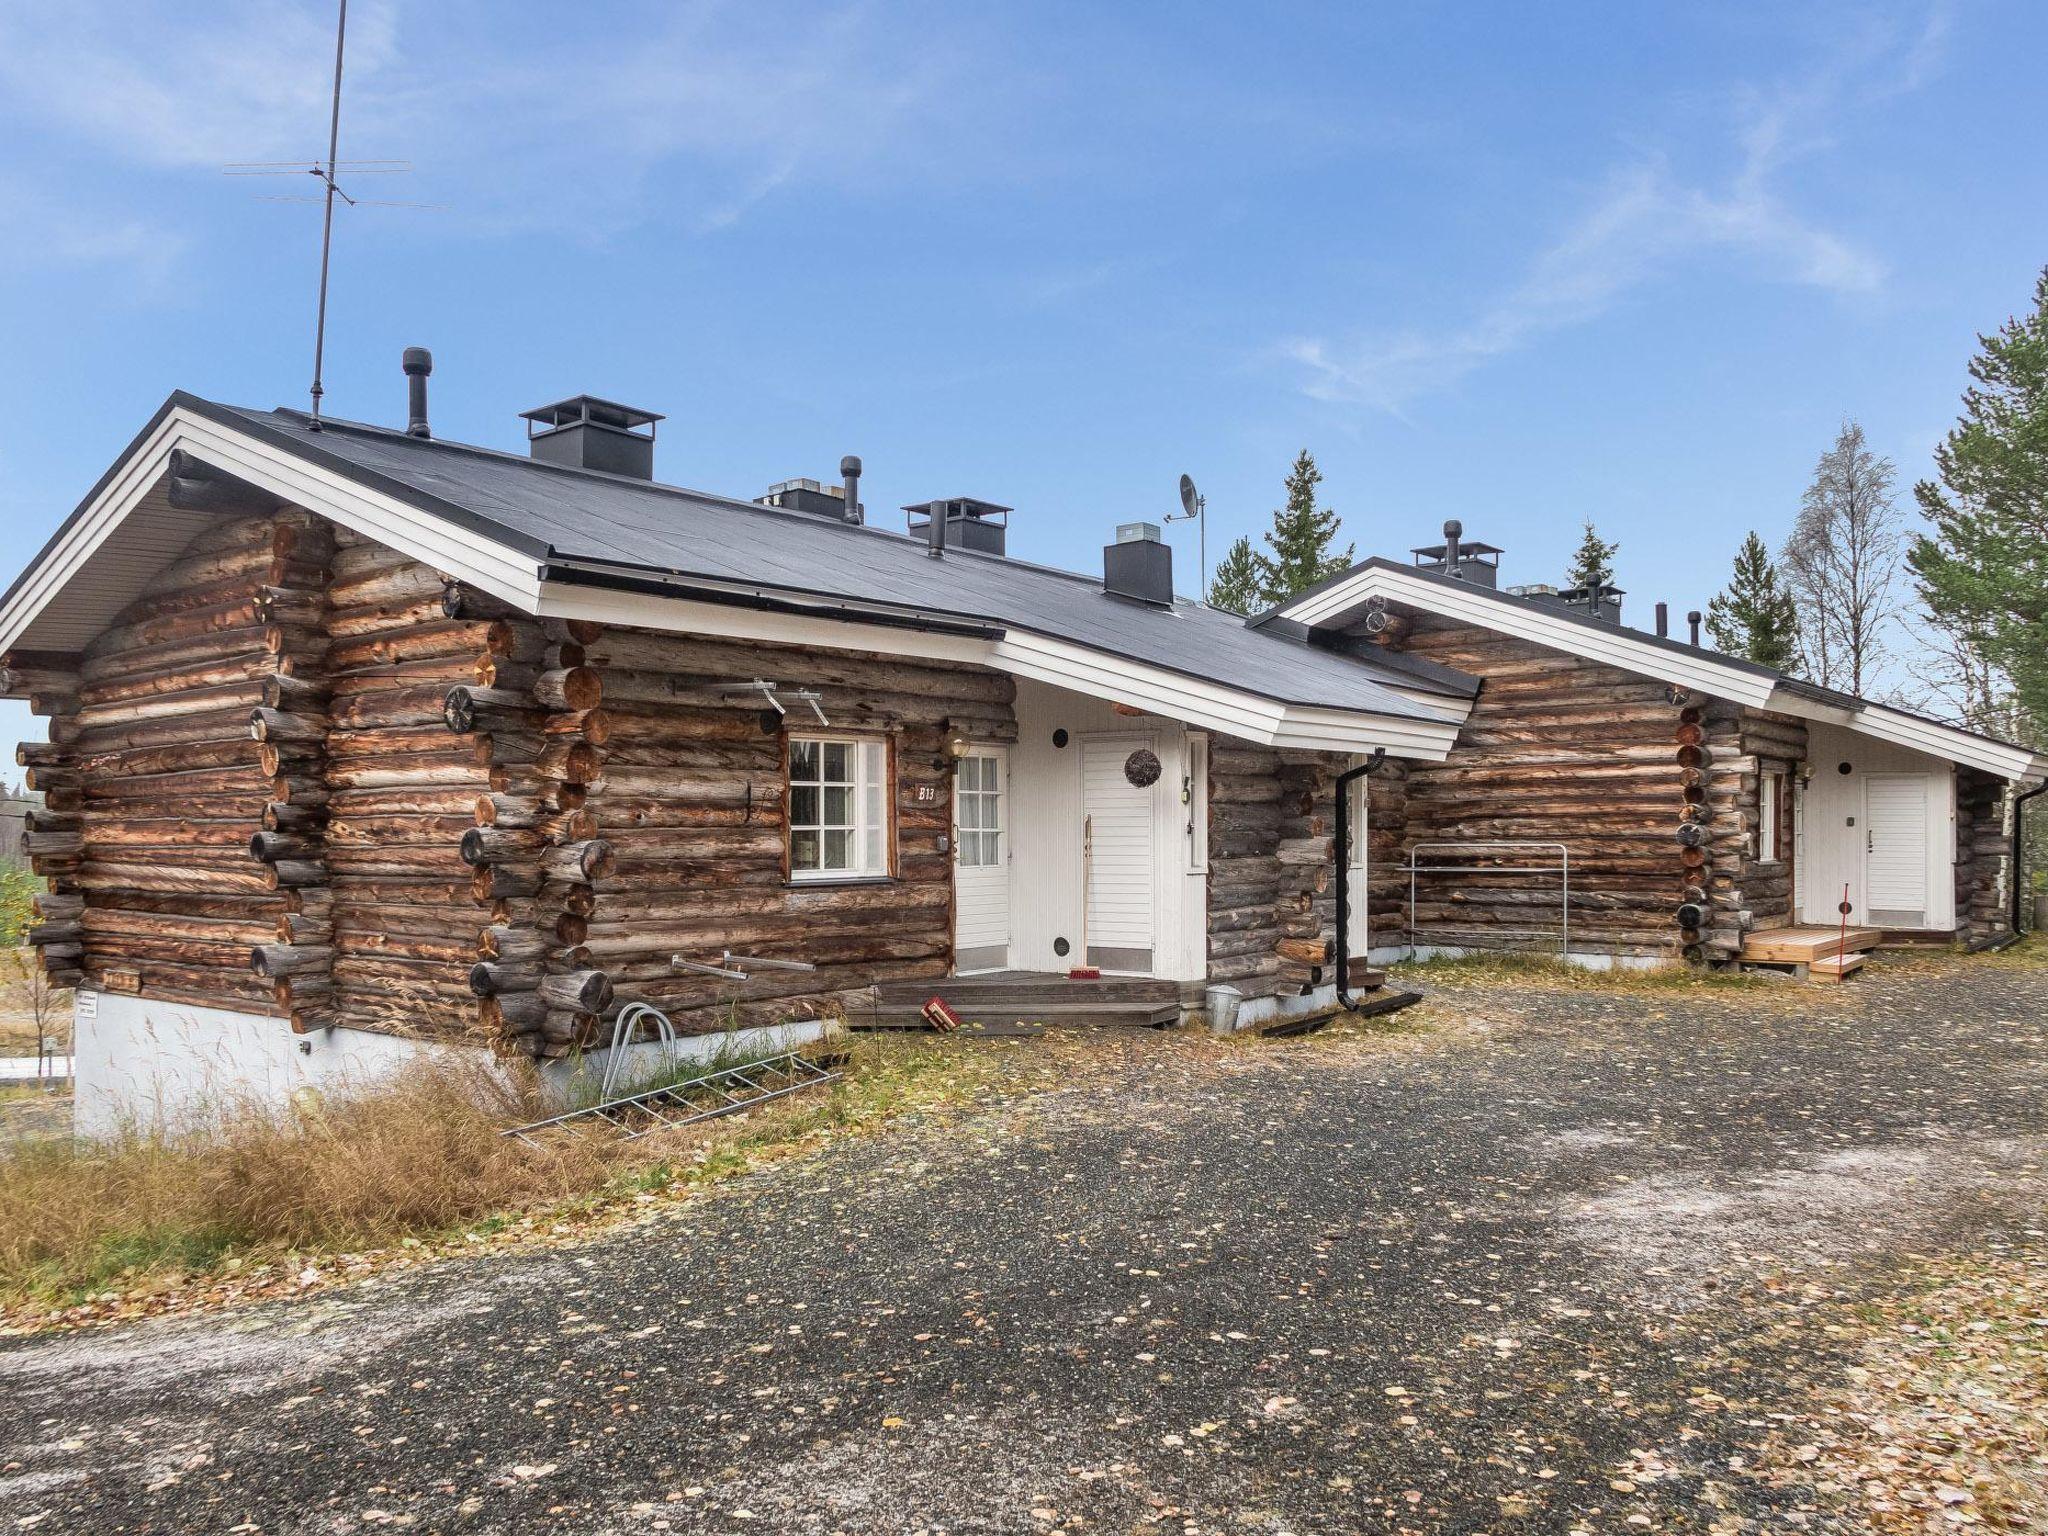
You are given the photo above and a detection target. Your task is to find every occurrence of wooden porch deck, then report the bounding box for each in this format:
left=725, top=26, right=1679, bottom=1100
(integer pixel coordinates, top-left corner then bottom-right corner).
left=1738, top=925, right=1883, bottom=984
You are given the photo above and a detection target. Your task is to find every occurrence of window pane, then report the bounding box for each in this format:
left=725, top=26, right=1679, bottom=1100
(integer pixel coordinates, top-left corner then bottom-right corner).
left=823, top=742, right=852, bottom=782
left=822, top=829, right=851, bottom=870
left=790, top=786, right=819, bottom=828
left=822, top=786, right=852, bottom=826
left=791, top=829, right=820, bottom=870
left=863, top=825, right=883, bottom=874
left=960, top=758, right=983, bottom=791
left=790, top=739, right=819, bottom=781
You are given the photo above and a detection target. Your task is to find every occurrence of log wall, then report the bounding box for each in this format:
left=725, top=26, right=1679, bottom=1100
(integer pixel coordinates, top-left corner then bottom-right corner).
left=1955, top=767, right=2013, bottom=948
left=7, top=509, right=335, bottom=1012
left=1372, top=614, right=1706, bottom=959
left=565, top=628, right=1016, bottom=1036
left=1206, top=741, right=1341, bottom=999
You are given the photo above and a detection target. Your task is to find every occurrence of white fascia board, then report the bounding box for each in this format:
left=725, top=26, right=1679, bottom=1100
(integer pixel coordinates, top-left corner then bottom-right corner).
left=542, top=581, right=1462, bottom=759
left=534, top=581, right=994, bottom=667
left=1767, top=685, right=2048, bottom=783
left=1280, top=565, right=1778, bottom=707
left=0, top=407, right=543, bottom=654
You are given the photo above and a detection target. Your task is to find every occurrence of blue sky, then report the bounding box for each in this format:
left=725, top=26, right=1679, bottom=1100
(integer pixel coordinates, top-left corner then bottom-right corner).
left=3, top=0, right=2044, bottom=763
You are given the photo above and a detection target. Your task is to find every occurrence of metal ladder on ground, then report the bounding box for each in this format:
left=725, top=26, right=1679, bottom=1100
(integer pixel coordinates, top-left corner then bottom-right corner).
left=502, top=1046, right=843, bottom=1146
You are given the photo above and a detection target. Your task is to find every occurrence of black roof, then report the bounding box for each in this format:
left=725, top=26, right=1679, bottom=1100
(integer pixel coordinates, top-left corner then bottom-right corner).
left=194, top=399, right=1470, bottom=723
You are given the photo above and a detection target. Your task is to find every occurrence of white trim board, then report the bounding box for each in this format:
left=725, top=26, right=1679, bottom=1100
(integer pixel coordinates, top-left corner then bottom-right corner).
left=1277, top=562, right=2048, bottom=784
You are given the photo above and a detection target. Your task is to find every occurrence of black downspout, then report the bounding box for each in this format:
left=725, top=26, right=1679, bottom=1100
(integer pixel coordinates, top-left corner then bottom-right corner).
left=2012, top=780, right=2047, bottom=938
left=1335, top=747, right=1388, bottom=1008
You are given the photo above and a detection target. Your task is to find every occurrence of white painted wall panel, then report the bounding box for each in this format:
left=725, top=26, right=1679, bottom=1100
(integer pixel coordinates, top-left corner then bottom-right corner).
left=1796, top=721, right=1955, bottom=930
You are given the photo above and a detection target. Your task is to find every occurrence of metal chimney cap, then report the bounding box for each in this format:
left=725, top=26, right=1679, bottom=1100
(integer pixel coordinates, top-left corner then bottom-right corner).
left=519, top=395, right=664, bottom=436
left=401, top=347, right=432, bottom=376
left=840, top=454, right=862, bottom=477
left=1116, top=520, right=1163, bottom=544
left=1442, top=518, right=1463, bottom=539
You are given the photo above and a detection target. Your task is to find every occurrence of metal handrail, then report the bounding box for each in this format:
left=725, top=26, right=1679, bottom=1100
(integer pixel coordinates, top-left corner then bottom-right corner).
left=1406, top=841, right=1570, bottom=959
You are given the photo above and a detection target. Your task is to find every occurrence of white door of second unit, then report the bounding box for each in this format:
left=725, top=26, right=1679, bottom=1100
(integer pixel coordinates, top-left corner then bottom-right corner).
left=1863, top=773, right=1931, bottom=928
left=953, top=748, right=1010, bottom=973
left=1081, top=735, right=1157, bottom=974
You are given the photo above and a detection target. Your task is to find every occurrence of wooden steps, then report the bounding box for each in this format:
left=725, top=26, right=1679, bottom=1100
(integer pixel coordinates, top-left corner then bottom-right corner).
left=853, top=971, right=1184, bottom=1033
left=1807, top=953, right=1865, bottom=984
left=1739, top=925, right=1881, bottom=984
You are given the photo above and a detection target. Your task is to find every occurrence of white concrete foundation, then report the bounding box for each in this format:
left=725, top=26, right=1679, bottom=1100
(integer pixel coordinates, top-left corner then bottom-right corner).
left=71, top=990, right=453, bottom=1139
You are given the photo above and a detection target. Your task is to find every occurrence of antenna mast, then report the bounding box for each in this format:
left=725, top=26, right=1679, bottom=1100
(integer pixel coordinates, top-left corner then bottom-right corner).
left=309, top=0, right=349, bottom=430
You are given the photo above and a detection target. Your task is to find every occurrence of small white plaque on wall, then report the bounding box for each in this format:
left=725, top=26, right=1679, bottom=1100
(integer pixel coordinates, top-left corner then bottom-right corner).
left=75, top=990, right=98, bottom=1019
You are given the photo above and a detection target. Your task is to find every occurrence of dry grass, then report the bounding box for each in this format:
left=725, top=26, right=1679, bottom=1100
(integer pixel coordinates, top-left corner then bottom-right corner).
left=0, top=1060, right=627, bottom=1304
left=1394, top=948, right=1774, bottom=992
left=0, top=1030, right=1038, bottom=1315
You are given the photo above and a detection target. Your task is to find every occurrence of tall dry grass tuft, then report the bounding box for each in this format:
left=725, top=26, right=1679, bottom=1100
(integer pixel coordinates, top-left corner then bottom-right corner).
left=0, top=1060, right=625, bottom=1302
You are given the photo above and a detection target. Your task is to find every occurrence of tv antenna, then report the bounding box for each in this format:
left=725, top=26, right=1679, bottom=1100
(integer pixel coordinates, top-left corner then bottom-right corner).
left=223, top=0, right=442, bottom=431
left=1166, top=472, right=1207, bottom=603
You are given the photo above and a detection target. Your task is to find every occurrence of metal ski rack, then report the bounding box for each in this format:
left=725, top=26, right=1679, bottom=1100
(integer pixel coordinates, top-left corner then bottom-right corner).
left=503, top=1049, right=842, bottom=1146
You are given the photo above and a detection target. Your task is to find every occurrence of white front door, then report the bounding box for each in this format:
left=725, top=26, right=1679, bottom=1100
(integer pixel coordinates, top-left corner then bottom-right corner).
left=953, top=747, right=1010, bottom=973
left=1345, top=767, right=1370, bottom=958
left=1864, top=773, right=1931, bottom=928
left=1081, top=735, right=1157, bottom=974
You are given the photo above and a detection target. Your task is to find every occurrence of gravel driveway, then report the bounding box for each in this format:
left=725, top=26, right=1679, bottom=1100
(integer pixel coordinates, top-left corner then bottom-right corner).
left=3, top=955, right=2045, bottom=1534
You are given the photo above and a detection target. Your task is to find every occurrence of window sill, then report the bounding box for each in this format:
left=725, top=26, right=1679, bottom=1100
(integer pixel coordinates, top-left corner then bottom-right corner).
left=786, top=875, right=897, bottom=890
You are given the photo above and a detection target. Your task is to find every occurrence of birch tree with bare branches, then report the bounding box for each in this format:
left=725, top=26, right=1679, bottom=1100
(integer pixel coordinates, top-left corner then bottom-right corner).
left=1781, top=421, right=1906, bottom=695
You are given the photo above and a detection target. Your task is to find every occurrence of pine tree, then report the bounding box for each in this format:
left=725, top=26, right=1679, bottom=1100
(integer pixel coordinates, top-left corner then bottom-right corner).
left=1254, top=451, right=1354, bottom=602
left=1910, top=264, right=2048, bottom=734
left=1206, top=535, right=1265, bottom=616
left=1563, top=519, right=1618, bottom=591
left=1705, top=531, right=1800, bottom=670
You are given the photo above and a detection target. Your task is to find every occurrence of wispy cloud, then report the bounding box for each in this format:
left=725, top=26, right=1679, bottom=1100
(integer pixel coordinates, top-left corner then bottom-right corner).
left=1281, top=13, right=1942, bottom=416
left=0, top=2, right=980, bottom=243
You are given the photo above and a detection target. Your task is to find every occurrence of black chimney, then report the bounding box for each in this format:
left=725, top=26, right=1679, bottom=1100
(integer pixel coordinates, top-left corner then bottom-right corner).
left=904, top=498, right=1009, bottom=557
left=1655, top=601, right=1669, bottom=638
left=1687, top=609, right=1703, bottom=646
left=1104, top=521, right=1173, bottom=606
left=1411, top=522, right=1502, bottom=587
left=402, top=347, right=432, bottom=439
left=840, top=455, right=863, bottom=525
left=519, top=396, right=664, bottom=479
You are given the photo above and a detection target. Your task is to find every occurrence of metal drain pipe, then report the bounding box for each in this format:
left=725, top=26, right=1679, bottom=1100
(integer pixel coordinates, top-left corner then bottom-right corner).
left=2011, top=779, right=2047, bottom=939
left=1335, top=747, right=1388, bottom=1008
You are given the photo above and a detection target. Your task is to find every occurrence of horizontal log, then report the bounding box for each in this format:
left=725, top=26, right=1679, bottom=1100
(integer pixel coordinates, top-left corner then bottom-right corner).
left=250, top=943, right=334, bottom=978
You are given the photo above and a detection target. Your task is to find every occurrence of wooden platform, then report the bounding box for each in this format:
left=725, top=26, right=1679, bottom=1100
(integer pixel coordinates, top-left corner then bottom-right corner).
left=1739, top=925, right=1881, bottom=983
left=1739, top=925, right=1882, bottom=964
left=853, top=971, right=1185, bottom=1034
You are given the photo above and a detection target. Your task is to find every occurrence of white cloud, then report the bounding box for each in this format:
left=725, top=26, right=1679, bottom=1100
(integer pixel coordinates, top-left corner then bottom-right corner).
left=1281, top=19, right=1931, bottom=416
left=0, top=2, right=980, bottom=241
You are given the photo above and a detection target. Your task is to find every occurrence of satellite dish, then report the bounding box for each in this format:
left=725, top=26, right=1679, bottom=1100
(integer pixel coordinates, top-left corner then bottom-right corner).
left=1178, top=474, right=1200, bottom=518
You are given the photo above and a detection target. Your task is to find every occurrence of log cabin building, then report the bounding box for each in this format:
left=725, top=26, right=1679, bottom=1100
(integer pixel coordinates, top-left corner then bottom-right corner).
left=1273, top=524, right=2046, bottom=967
left=2, top=374, right=2040, bottom=1129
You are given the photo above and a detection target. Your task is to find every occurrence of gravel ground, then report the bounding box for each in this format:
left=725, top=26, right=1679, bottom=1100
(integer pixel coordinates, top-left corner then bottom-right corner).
left=2, top=954, right=2045, bottom=1534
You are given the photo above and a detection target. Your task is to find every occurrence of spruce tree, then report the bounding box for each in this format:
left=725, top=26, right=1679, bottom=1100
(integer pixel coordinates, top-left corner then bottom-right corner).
left=1910, top=264, right=2048, bottom=732
left=1255, top=451, right=1354, bottom=601
left=1563, top=519, right=1619, bottom=591
left=1206, top=535, right=1265, bottom=616
left=1705, top=531, right=1799, bottom=670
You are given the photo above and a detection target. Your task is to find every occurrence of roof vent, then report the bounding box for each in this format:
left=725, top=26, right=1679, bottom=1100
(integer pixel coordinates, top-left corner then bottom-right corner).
left=519, top=395, right=663, bottom=480
left=759, top=477, right=862, bottom=522
left=904, top=497, right=1009, bottom=557
left=1104, top=521, right=1173, bottom=607
left=1411, top=519, right=1502, bottom=587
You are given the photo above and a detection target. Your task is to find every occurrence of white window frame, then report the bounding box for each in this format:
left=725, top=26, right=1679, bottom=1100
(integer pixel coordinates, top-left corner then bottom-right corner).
left=1759, top=770, right=1784, bottom=864
left=1185, top=731, right=1209, bottom=873
left=955, top=750, right=1005, bottom=868
left=788, top=735, right=891, bottom=881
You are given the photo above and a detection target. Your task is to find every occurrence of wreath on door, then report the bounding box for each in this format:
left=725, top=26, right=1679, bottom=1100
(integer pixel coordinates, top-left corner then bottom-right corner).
left=1123, top=748, right=1162, bottom=788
